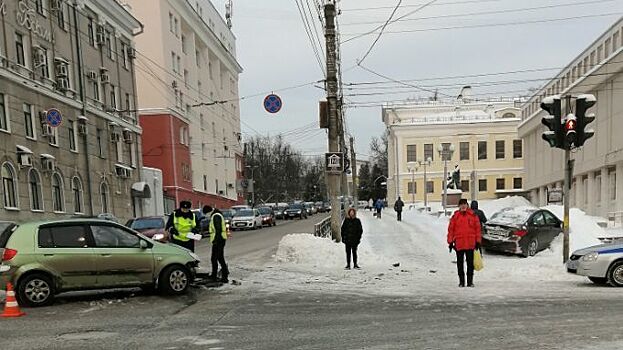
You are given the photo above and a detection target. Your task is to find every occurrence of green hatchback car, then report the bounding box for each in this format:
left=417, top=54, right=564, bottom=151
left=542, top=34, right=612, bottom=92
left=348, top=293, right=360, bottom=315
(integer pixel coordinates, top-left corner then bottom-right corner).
left=0, top=219, right=201, bottom=307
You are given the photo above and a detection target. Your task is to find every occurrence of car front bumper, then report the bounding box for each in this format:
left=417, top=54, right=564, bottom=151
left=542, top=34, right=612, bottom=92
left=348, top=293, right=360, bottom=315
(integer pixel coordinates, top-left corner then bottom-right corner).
left=566, top=257, right=608, bottom=278
left=231, top=221, right=254, bottom=229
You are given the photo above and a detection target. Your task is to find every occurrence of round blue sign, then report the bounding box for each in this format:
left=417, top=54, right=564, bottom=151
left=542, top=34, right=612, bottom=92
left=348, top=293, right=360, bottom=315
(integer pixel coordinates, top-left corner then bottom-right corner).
left=264, top=94, right=282, bottom=114
left=46, top=108, right=63, bottom=128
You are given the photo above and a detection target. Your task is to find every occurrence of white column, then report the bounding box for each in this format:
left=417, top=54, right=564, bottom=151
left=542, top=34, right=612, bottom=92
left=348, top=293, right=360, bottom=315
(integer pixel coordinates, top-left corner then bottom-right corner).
left=587, top=172, right=596, bottom=215
left=617, top=162, right=623, bottom=212
left=539, top=186, right=547, bottom=207
left=531, top=189, right=538, bottom=206
left=601, top=167, right=609, bottom=216
left=575, top=176, right=584, bottom=211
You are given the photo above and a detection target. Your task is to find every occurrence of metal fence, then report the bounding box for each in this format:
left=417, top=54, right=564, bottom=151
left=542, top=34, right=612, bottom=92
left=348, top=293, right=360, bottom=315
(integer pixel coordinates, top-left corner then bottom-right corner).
left=313, top=210, right=345, bottom=239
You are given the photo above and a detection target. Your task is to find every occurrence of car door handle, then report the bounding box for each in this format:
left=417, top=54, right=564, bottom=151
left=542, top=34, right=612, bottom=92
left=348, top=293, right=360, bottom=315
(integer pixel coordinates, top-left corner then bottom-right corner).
left=43, top=254, right=54, bottom=257
left=101, top=254, right=112, bottom=257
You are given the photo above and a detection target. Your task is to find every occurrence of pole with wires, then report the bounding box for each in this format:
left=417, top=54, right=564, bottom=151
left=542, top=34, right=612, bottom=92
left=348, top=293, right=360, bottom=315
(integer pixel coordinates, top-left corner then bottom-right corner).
left=325, top=2, right=341, bottom=242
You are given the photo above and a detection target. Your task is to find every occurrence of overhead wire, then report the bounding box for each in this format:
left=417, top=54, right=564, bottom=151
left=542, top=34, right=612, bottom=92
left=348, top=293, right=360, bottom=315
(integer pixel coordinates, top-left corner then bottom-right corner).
left=295, top=0, right=327, bottom=77
left=357, top=0, right=405, bottom=65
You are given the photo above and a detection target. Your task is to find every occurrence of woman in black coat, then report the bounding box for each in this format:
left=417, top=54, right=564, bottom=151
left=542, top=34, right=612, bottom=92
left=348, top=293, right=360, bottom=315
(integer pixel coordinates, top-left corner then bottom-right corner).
left=341, top=208, right=363, bottom=269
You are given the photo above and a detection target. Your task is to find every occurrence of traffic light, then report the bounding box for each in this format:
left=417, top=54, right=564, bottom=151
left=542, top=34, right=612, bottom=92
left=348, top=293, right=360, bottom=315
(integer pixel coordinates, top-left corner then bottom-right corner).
left=541, top=95, right=563, bottom=149
left=563, top=114, right=577, bottom=148
left=575, top=94, right=596, bottom=147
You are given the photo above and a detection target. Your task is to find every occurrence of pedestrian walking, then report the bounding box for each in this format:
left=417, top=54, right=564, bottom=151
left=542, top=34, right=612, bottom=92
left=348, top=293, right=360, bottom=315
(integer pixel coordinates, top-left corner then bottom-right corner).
left=470, top=200, right=487, bottom=227
left=447, top=198, right=482, bottom=287
left=374, top=198, right=383, bottom=219
left=341, top=208, right=363, bottom=269
left=394, top=196, right=405, bottom=221
left=368, top=198, right=374, bottom=212
left=165, top=200, right=200, bottom=252
left=205, top=206, right=230, bottom=283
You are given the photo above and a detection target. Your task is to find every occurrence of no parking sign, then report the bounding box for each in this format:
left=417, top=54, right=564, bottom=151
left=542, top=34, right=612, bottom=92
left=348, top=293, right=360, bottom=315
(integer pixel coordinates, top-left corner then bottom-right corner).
left=263, top=94, right=282, bottom=114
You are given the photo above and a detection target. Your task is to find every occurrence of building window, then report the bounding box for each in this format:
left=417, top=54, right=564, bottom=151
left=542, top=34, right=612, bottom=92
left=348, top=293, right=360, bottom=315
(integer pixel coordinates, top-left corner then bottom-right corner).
left=408, top=182, right=416, bottom=194
left=0, top=93, right=9, bottom=132
left=52, top=172, right=65, bottom=212
left=121, top=42, right=129, bottom=69
left=69, top=120, right=77, bottom=151
left=424, top=144, right=434, bottom=162
left=88, top=18, right=95, bottom=46
left=16, top=33, right=26, bottom=66
left=174, top=18, right=179, bottom=36
left=495, top=140, right=505, bottom=159
left=478, top=141, right=487, bottom=160
left=513, top=177, right=523, bottom=189
left=513, top=140, right=523, bottom=159
left=100, top=182, right=110, bottom=213
left=169, top=13, right=174, bottom=33
left=72, top=177, right=83, bottom=214
left=209, top=61, right=213, bottom=79
left=171, top=51, right=177, bottom=73
left=29, top=169, right=43, bottom=211
left=35, top=0, right=45, bottom=15
left=2, top=163, right=18, bottom=209
left=23, top=103, right=35, bottom=139
left=177, top=56, right=181, bottom=75
left=125, top=93, right=132, bottom=114
left=441, top=143, right=452, bottom=161
left=48, top=126, right=58, bottom=146
left=426, top=181, right=434, bottom=194
left=130, top=142, right=137, bottom=168
left=184, top=70, right=189, bottom=87
left=406, top=145, right=417, bottom=163
left=610, top=171, right=616, bottom=201
left=110, top=85, right=117, bottom=110
left=196, top=49, right=201, bottom=67
left=96, top=128, right=104, bottom=157
left=461, top=180, right=469, bottom=192
left=57, top=3, right=67, bottom=30
left=460, top=142, right=469, bottom=160
left=35, top=47, right=49, bottom=78
left=479, top=179, right=487, bottom=192
left=181, top=35, right=187, bottom=54
left=198, top=81, right=202, bottom=94
left=203, top=175, right=207, bottom=191
left=496, top=178, right=505, bottom=190
left=92, top=80, right=100, bottom=101
left=105, top=30, right=113, bottom=59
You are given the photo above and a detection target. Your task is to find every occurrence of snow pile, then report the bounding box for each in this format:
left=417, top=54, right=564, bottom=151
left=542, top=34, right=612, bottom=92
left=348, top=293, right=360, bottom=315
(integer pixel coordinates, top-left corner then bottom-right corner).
left=543, top=205, right=604, bottom=249
left=478, top=196, right=534, bottom=217
left=486, top=206, right=537, bottom=226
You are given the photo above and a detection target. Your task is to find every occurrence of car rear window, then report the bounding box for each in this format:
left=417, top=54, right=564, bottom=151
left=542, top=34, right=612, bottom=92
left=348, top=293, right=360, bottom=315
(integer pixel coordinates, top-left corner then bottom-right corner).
left=0, top=222, right=17, bottom=248
left=38, top=225, right=89, bottom=248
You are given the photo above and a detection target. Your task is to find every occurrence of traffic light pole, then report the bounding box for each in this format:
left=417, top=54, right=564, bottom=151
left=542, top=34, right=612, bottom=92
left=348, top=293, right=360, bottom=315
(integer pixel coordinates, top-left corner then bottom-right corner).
left=562, top=94, right=573, bottom=263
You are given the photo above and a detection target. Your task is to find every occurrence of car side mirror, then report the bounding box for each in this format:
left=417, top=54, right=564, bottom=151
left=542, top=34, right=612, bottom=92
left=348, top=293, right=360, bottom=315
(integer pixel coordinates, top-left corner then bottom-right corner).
left=139, top=240, right=150, bottom=249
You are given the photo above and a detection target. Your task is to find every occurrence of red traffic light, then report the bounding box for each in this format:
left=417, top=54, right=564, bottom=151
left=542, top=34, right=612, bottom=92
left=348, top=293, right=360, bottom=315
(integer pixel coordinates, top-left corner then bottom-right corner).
left=565, top=119, right=576, bottom=131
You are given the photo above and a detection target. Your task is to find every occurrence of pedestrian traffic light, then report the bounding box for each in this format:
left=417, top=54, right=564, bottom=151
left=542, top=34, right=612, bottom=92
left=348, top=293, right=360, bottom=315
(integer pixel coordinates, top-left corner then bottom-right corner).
left=575, top=94, right=596, bottom=147
left=541, top=95, right=563, bottom=149
left=563, top=114, right=578, bottom=149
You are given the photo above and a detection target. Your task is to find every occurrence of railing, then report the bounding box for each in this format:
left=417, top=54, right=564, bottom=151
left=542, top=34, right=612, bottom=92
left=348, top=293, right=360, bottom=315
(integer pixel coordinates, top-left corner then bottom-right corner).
left=314, top=216, right=332, bottom=238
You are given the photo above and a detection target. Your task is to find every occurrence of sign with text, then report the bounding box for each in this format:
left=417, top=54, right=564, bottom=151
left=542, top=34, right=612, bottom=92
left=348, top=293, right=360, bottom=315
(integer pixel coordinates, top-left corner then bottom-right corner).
left=547, top=188, right=563, bottom=204
left=325, top=152, right=343, bottom=173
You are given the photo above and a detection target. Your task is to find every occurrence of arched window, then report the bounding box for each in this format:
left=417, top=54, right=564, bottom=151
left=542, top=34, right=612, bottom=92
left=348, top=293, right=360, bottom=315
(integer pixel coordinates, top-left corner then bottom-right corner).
left=72, top=177, right=84, bottom=214
left=1, top=162, right=18, bottom=209
left=502, top=112, right=516, bottom=119
left=28, top=169, right=43, bottom=211
left=51, top=172, right=65, bottom=212
left=100, top=182, right=110, bottom=213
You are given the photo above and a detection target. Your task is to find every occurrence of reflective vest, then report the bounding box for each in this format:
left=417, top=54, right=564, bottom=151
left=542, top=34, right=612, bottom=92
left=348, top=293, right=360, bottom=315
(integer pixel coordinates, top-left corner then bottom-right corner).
left=173, top=212, right=196, bottom=242
left=209, top=212, right=228, bottom=243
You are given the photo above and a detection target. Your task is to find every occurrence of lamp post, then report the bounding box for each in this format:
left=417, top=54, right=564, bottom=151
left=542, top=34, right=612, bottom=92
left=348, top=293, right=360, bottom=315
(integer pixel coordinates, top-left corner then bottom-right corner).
left=407, top=162, right=419, bottom=205
left=245, top=165, right=258, bottom=207
left=419, top=157, right=432, bottom=211
left=437, top=144, right=455, bottom=215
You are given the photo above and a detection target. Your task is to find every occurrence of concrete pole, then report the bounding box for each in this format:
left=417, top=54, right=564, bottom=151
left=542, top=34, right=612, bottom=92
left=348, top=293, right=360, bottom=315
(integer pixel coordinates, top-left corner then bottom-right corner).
left=587, top=171, right=596, bottom=216
left=601, top=167, right=609, bottom=216
left=324, top=3, right=341, bottom=242
left=350, top=137, right=358, bottom=206
left=617, top=162, right=623, bottom=212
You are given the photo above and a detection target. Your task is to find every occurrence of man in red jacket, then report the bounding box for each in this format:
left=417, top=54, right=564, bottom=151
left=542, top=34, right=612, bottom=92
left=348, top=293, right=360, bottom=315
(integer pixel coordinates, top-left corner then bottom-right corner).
left=447, top=198, right=482, bottom=287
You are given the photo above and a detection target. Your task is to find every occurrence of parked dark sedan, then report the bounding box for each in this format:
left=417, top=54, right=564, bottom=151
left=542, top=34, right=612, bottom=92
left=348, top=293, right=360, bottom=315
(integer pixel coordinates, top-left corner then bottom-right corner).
left=275, top=205, right=289, bottom=219
left=285, top=203, right=307, bottom=220
left=482, top=207, right=562, bottom=257
left=129, top=216, right=169, bottom=242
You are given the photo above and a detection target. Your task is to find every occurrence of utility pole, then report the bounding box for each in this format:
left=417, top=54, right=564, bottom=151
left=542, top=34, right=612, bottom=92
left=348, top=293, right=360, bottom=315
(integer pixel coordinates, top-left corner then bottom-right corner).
left=350, top=136, right=357, bottom=206
left=324, top=2, right=341, bottom=242
left=562, top=94, right=573, bottom=263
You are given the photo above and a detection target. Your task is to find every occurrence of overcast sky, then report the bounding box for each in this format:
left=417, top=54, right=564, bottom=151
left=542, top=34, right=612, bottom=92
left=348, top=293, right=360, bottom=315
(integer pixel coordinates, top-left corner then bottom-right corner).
left=211, top=0, right=622, bottom=161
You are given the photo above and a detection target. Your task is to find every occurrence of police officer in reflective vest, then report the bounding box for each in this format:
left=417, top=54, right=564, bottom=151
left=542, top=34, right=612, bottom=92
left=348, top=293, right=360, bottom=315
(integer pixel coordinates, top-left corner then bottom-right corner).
left=165, top=200, right=199, bottom=252
left=205, top=206, right=229, bottom=283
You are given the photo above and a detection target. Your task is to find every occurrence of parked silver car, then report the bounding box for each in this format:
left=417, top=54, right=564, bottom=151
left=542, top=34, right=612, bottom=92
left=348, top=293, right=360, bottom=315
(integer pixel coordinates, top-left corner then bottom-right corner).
left=567, top=243, right=623, bottom=286
left=230, top=209, right=263, bottom=231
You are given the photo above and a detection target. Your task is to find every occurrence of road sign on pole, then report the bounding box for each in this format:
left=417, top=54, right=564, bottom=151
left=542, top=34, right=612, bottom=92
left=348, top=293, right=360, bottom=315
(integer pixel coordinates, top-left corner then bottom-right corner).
left=325, top=152, right=343, bottom=173
left=263, top=94, right=282, bottom=114
left=46, top=108, right=63, bottom=128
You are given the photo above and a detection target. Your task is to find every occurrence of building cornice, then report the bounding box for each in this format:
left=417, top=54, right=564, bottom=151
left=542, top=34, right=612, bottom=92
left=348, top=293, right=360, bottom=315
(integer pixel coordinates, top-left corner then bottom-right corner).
left=83, top=0, right=143, bottom=37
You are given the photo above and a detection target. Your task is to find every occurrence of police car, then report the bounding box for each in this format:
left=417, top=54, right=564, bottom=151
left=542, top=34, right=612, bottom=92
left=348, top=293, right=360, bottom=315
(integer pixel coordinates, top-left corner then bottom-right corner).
left=567, top=243, right=623, bottom=286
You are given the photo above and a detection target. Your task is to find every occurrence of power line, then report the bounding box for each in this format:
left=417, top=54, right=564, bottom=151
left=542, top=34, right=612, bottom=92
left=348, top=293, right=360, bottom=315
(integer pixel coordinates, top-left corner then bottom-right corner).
left=356, top=62, right=453, bottom=97
left=358, top=0, right=404, bottom=65
left=295, top=0, right=326, bottom=77
left=341, top=0, right=511, bottom=12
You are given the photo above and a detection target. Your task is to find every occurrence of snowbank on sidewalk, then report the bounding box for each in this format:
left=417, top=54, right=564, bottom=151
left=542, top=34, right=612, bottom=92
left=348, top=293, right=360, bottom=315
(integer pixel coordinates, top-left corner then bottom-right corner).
left=543, top=205, right=604, bottom=249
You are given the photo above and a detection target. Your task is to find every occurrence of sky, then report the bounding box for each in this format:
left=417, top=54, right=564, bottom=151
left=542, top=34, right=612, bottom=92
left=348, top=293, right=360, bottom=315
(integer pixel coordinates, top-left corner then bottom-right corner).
left=211, top=0, right=622, bottom=161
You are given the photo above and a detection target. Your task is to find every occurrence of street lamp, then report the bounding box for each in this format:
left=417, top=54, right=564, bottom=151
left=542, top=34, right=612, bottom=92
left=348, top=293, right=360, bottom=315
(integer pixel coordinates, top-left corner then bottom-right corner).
left=245, top=164, right=258, bottom=206
left=437, top=144, right=455, bottom=215
left=407, top=162, right=419, bottom=205
left=419, top=157, right=432, bottom=211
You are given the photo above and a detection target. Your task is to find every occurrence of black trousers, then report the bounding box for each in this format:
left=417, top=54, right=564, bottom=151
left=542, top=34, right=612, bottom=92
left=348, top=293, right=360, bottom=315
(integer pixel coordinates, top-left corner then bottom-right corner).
left=345, top=243, right=359, bottom=266
left=171, top=237, right=195, bottom=252
left=211, top=240, right=229, bottom=278
left=456, top=249, right=474, bottom=285
left=397, top=211, right=402, bottom=221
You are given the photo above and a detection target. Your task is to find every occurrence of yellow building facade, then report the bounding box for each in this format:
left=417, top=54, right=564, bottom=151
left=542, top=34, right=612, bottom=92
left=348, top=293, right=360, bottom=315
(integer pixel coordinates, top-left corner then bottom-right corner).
left=383, top=98, right=526, bottom=205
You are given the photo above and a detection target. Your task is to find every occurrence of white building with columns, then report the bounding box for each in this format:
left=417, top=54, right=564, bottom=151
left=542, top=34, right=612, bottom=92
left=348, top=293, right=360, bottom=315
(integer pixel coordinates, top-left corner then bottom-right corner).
left=518, top=17, right=623, bottom=218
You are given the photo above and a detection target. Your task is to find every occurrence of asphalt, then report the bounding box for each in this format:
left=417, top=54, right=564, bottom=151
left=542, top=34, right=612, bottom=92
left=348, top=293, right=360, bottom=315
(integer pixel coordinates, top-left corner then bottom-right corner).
left=2, top=212, right=623, bottom=349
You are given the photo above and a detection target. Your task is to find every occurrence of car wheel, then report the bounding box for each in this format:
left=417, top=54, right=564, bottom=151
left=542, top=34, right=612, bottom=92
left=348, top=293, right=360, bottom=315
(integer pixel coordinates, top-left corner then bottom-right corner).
left=522, top=238, right=539, bottom=257
left=273, top=221, right=277, bottom=226
left=606, top=261, right=623, bottom=287
left=17, top=273, right=55, bottom=307
left=159, top=265, right=190, bottom=295
left=588, top=277, right=608, bottom=285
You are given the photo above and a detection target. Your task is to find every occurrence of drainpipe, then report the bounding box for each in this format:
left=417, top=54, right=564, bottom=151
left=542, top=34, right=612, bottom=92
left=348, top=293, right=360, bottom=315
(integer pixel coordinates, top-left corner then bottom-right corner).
left=73, top=1, right=94, bottom=215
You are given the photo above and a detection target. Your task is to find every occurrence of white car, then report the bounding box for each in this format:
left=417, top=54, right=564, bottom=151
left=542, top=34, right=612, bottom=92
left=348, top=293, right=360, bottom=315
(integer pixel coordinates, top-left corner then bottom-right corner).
left=230, top=209, right=263, bottom=231
left=567, top=242, right=623, bottom=286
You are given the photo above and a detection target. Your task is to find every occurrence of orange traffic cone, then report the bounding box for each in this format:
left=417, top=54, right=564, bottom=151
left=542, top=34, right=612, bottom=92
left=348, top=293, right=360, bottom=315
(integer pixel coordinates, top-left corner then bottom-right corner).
left=1, top=283, right=25, bottom=318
